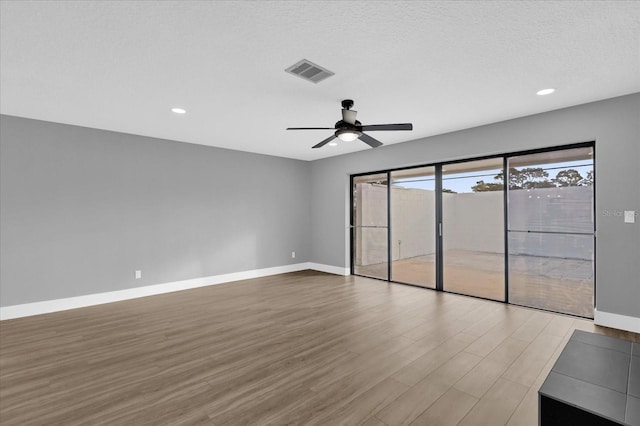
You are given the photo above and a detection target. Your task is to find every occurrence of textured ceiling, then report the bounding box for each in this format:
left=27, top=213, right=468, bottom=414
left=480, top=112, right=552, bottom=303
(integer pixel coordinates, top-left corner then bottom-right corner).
left=1, top=1, right=639, bottom=161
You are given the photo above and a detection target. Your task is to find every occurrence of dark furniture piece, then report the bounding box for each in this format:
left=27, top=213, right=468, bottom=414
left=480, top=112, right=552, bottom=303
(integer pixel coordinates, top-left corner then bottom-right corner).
left=539, top=330, right=640, bottom=425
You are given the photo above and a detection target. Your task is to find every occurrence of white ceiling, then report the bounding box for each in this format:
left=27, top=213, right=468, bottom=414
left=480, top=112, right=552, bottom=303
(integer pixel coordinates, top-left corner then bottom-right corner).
left=1, top=1, right=639, bottom=161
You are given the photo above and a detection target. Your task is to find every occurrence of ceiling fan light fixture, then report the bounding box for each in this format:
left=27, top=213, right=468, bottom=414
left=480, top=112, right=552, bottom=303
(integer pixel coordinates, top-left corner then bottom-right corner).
left=336, top=129, right=360, bottom=142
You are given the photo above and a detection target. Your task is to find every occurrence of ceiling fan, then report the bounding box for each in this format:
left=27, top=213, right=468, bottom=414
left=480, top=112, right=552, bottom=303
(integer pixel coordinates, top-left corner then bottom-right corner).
left=286, top=99, right=413, bottom=149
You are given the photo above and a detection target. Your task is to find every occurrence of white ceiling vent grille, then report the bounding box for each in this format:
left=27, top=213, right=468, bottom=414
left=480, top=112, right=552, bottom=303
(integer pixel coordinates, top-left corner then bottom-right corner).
left=285, top=59, right=335, bottom=84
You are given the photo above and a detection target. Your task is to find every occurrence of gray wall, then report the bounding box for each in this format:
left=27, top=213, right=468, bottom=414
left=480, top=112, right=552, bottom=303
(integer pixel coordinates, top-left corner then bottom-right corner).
left=310, top=93, right=640, bottom=319
left=0, top=115, right=310, bottom=306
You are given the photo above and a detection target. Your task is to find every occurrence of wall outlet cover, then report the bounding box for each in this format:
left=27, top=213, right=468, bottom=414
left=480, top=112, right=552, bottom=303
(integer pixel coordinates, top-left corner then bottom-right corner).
left=624, top=211, right=636, bottom=223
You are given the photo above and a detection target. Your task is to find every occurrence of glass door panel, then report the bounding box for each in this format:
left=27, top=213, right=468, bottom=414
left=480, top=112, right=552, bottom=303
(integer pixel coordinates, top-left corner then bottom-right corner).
left=442, top=158, right=505, bottom=301
left=507, top=146, right=594, bottom=317
left=390, top=167, right=436, bottom=288
left=353, top=173, right=388, bottom=280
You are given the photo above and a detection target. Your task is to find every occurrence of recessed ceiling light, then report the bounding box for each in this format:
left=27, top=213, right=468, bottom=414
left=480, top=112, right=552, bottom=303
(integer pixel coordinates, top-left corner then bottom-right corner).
left=328, top=142, right=338, bottom=147
left=171, top=107, right=186, bottom=114
left=536, top=88, right=555, bottom=96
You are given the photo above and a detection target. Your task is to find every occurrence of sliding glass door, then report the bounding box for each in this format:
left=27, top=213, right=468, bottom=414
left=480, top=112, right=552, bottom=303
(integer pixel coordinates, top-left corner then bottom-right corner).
left=350, top=142, right=595, bottom=318
left=507, top=147, right=594, bottom=317
left=353, top=173, right=389, bottom=280
left=390, top=167, right=436, bottom=288
left=441, top=158, right=505, bottom=301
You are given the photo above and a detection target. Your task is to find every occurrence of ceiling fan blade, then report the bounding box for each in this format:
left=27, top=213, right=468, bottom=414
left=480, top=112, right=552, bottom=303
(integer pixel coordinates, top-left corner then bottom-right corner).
left=358, top=133, right=383, bottom=148
left=359, top=123, right=413, bottom=131
left=342, top=109, right=358, bottom=124
left=312, top=135, right=337, bottom=149
left=287, top=127, right=335, bottom=130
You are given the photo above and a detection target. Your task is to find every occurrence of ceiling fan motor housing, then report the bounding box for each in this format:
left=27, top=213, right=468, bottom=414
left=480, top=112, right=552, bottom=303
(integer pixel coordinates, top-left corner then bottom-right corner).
left=334, top=120, right=362, bottom=129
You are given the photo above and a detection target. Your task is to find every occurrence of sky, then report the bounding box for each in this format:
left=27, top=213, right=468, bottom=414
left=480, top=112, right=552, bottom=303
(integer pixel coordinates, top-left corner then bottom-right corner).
left=394, top=159, right=593, bottom=193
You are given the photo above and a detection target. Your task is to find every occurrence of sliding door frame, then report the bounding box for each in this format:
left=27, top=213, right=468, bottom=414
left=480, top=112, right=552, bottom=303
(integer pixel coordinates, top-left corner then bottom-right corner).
left=503, top=156, right=510, bottom=303
left=350, top=173, right=390, bottom=280
left=350, top=141, right=595, bottom=318
left=435, top=165, right=444, bottom=291
left=387, top=172, right=392, bottom=281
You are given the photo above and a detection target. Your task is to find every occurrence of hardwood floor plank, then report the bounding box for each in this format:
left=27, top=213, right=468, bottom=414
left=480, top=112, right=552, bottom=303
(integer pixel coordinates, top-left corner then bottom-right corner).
left=463, top=308, right=532, bottom=357
left=375, top=375, right=451, bottom=426
left=376, top=350, right=482, bottom=425
left=509, top=311, right=554, bottom=343
left=280, top=338, right=441, bottom=424
left=505, top=385, right=539, bottom=426
left=454, top=337, right=529, bottom=398
left=502, top=332, right=563, bottom=387
left=409, top=388, right=478, bottom=426
left=361, top=416, right=389, bottom=426
left=391, top=333, right=476, bottom=387
left=457, top=378, right=528, bottom=426
left=313, top=377, right=409, bottom=426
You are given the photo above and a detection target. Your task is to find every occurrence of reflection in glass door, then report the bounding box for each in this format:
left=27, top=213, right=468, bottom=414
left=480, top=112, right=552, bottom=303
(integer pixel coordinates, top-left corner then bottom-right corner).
left=507, top=147, right=595, bottom=317
left=390, top=167, right=436, bottom=288
left=353, top=174, right=389, bottom=280
left=442, top=158, right=505, bottom=301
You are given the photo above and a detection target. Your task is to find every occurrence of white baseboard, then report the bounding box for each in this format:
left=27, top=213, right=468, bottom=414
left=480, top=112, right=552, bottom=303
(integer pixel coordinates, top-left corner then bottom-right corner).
left=0, top=262, right=349, bottom=320
left=307, top=262, right=350, bottom=276
left=594, top=308, right=640, bottom=334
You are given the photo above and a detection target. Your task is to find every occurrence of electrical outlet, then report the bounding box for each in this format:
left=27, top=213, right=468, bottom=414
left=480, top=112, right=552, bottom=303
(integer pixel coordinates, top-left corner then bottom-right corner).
left=624, top=211, right=636, bottom=223
left=135, top=270, right=142, bottom=279
left=291, top=251, right=296, bottom=259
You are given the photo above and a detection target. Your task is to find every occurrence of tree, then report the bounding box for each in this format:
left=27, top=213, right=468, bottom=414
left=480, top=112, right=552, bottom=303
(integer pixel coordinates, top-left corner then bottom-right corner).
left=487, top=167, right=552, bottom=190
left=471, top=180, right=504, bottom=192
left=442, top=188, right=457, bottom=194
left=525, top=180, right=556, bottom=189
left=552, top=169, right=583, bottom=187
left=579, top=170, right=594, bottom=186
left=469, top=166, right=593, bottom=192
left=494, top=167, right=550, bottom=189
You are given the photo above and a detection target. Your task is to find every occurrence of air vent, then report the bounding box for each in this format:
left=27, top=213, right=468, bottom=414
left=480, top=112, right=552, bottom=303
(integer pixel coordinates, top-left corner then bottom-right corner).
left=285, top=59, right=335, bottom=84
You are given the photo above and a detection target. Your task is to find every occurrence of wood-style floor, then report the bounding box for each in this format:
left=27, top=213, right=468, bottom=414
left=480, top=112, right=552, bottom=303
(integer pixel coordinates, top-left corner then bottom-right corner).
left=1, top=271, right=638, bottom=425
